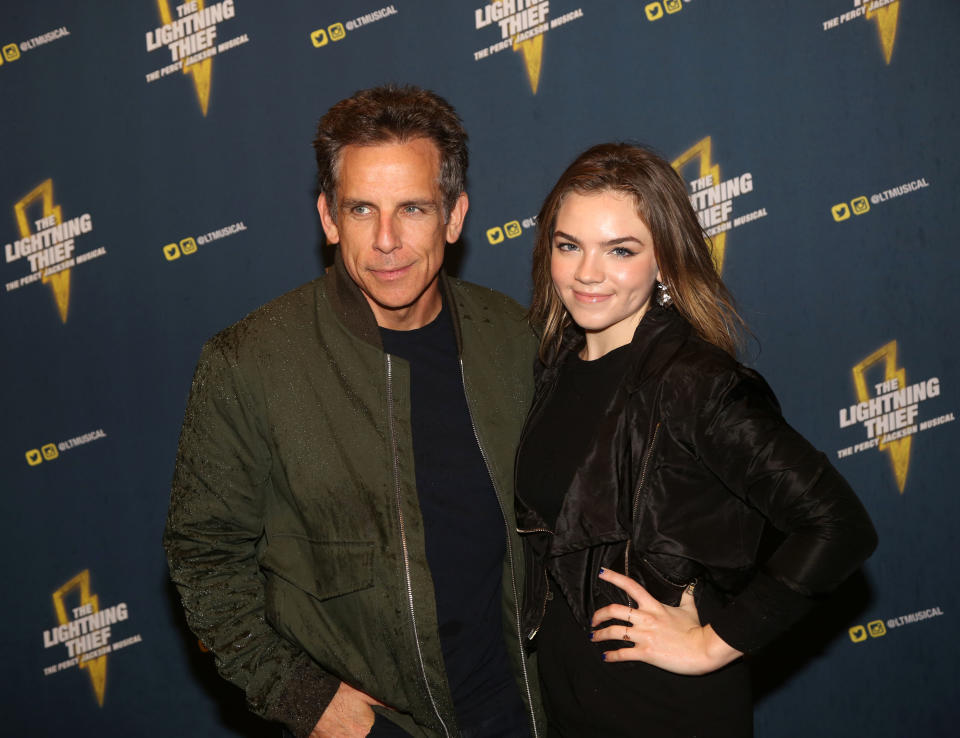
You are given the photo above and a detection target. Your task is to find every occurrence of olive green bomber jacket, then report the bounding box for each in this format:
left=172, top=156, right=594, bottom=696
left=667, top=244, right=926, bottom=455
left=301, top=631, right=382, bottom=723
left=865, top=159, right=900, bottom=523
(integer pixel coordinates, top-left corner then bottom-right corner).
left=164, top=259, right=542, bottom=737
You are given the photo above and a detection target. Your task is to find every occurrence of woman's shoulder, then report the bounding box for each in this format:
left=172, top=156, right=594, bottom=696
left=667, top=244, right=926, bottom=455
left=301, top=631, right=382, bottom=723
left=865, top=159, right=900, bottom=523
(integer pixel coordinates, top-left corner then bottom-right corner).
left=671, top=332, right=741, bottom=377
left=659, top=329, right=779, bottom=414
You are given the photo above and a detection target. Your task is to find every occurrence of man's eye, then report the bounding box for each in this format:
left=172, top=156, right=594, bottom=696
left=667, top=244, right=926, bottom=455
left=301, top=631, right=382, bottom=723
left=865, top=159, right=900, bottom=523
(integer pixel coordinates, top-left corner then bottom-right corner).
left=403, top=206, right=423, bottom=214
left=352, top=205, right=371, bottom=215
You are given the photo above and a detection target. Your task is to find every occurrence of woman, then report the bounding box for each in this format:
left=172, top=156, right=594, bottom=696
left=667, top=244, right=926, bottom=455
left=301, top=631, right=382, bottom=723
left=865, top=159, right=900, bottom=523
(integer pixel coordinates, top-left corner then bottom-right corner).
left=516, top=143, right=877, bottom=737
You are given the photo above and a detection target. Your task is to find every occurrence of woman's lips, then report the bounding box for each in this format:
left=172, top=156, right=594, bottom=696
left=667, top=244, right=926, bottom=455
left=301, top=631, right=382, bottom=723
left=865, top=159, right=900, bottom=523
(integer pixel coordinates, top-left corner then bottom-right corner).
left=572, top=290, right=612, bottom=304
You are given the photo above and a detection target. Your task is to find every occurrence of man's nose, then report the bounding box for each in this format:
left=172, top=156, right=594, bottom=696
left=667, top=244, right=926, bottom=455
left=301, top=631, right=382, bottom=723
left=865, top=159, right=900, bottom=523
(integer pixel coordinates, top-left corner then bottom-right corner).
left=375, top=213, right=400, bottom=253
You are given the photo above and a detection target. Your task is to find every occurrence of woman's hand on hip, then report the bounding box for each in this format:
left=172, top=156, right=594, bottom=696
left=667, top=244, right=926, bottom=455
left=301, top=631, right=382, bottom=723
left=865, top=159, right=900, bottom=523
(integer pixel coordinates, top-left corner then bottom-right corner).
left=590, top=567, right=743, bottom=675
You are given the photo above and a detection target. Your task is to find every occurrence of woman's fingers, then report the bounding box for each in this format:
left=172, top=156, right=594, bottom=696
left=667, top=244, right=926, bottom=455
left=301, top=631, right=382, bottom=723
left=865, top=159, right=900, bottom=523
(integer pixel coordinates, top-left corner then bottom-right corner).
left=591, top=622, right=640, bottom=644
left=600, top=645, right=646, bottom=663
left=589, top=583, right=742, bottom=674
left=597, top=567, right=660, bottom=609
left=591, top=569, right=661, bottom=627
left=589, top=568, right=738, bottom=674
left=591, top=602, right=637, bottom=628
left=588, top=571, right=731, bottom=674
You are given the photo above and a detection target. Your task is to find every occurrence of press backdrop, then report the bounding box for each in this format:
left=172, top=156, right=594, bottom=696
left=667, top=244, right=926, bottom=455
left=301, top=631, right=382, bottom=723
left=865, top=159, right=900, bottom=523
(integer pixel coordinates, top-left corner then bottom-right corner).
left=2, top=1, right=958, bottom=735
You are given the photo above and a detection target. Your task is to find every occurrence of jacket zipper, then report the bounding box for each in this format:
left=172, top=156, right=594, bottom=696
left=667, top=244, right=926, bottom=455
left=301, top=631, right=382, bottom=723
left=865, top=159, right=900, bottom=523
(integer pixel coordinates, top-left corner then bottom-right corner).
left=385, top=355, right=451, bottom=738
left=624, top=422, right=661, bottom=586
left=528, top=566, right=550, bottom=640
left=460, top=358, right=540, bottom=738
left=513, top=367, right=561, bottom=645
left=513, top=525, right=553, bottom=641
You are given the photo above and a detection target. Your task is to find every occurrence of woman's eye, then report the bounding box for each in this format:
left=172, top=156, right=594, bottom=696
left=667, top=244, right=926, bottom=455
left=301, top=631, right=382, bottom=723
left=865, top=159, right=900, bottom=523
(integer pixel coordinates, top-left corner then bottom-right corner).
left=611, top=247, right=635, bottom=257
left=555, top=242, right=578, bottom=252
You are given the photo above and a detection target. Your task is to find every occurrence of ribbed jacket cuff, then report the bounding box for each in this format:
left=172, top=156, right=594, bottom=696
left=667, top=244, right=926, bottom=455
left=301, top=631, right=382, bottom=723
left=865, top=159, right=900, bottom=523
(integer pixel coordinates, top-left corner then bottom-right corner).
left=264, top=656, right=341, bottom=738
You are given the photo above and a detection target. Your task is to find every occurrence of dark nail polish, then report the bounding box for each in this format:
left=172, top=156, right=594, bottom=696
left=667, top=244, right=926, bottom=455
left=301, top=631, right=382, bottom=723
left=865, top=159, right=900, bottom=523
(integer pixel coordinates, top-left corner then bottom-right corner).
left=598, top=567, right=605, bottom=575
left=601, top=653, right=607, bottom=661
left=589, top=632, right=594, bottom=640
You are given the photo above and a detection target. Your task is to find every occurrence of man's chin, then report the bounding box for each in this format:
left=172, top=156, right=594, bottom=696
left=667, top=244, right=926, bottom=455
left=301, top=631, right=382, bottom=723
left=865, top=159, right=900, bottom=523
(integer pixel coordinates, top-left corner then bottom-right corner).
left=362, top=282, right=442, bottom=328
left=364, top=274, right=440, bottom=310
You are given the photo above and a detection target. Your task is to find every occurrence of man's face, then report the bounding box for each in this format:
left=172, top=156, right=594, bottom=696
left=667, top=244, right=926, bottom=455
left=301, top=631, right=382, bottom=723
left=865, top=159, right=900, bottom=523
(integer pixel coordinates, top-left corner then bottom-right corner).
left=317, top=138, right=468, bottom=330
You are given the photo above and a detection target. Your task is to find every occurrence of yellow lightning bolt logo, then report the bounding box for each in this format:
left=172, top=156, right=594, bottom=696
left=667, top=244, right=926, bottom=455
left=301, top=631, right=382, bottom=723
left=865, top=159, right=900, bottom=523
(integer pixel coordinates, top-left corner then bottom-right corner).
left=513, top=34, right=544, bottom=94
left=852, top=340, right=911, bottom=493
left=14, top=179, right=70, bottom=323
left=157, top=0, right=212, bottom=115
left=671, top=137, right=727, bottom=274
left=52, top=570, right=108, bottom=706
left=865, top=0, right=900, bottom=65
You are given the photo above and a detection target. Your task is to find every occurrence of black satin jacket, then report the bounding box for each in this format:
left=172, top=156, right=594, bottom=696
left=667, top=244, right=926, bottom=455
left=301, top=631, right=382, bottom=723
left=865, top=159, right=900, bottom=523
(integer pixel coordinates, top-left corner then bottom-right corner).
left=516, top=305, right=877, bottom=653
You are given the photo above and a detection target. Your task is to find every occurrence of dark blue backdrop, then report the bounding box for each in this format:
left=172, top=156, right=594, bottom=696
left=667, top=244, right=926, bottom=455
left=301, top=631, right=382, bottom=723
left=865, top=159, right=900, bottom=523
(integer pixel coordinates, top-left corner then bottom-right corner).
left=2, top=1, right=957, bottom=735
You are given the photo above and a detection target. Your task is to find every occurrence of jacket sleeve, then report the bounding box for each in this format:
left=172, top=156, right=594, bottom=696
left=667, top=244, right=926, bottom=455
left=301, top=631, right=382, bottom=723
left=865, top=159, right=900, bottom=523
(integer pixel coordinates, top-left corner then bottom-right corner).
left=164, top=340, right=340, bottom=737
left=678, top=365, right=878, bottom=653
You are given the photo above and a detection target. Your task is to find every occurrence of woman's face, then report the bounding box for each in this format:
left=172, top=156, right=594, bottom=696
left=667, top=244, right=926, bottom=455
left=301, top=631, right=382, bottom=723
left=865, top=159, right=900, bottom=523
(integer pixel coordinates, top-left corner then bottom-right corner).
left=550, top=190, right=660, bottom=357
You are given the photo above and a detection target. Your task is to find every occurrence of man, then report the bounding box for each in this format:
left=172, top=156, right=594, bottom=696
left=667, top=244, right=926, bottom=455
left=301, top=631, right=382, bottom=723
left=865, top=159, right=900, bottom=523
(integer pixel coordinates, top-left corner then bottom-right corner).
left=164, top=85, right=542, bottom=738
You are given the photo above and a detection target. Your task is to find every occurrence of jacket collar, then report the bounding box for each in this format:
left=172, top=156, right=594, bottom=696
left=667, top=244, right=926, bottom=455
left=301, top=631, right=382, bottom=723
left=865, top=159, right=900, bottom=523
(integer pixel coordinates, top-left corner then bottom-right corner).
left=538, top=304, right=691, bottom=394
left=518, top=305, right=692, bottom=549
left=622, top=305, right=691, bottom=392
left=324, top=249, right=462, bottom=353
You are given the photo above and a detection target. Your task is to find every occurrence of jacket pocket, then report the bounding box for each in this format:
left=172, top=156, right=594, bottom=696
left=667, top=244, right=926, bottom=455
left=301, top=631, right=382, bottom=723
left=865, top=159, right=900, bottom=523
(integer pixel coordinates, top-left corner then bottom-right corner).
left=260, top=535, right=374, bottom=601
left=635, top=556, right=689, bottom=607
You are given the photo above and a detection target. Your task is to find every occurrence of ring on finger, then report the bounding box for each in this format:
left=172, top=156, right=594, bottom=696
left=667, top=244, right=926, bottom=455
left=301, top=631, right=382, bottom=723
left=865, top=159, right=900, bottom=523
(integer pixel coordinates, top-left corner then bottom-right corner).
left=623, top=626, right=631, bottom=642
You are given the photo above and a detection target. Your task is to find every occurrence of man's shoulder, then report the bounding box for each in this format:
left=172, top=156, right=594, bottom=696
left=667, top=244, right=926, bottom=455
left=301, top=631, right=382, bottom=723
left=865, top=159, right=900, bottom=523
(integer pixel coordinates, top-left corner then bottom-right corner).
left=447, top=277, right=528, bottom=323
left=447, top=278, right=536, bottom=368
left=207, top=277, right=327, bottom=357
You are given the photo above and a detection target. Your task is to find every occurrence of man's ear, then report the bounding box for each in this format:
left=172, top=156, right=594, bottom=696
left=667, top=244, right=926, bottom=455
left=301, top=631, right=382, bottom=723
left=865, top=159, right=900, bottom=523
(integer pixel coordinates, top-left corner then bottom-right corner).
left=317, top=194, right=340, bottom=244
left=445, top=192, right=469, bottom=244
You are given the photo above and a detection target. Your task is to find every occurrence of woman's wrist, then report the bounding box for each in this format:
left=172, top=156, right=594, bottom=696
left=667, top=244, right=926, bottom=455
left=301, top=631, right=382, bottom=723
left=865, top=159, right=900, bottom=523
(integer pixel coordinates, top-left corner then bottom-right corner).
left=701, top=624, right=744, bottom=670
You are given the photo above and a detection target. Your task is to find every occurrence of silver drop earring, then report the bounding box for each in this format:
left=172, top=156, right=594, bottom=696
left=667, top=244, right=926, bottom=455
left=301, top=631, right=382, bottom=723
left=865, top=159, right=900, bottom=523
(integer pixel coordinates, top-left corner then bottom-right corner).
left=656, top=280, right=672, bottom=307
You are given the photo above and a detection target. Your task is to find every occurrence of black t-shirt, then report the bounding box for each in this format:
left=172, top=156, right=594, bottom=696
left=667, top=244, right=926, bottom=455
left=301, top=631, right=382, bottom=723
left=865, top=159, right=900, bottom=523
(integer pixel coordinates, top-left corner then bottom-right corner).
left=375, top=304, right=528, bottom=737
left=518, top=343, right=633, bottom=530
left=518, top=346, right=753, bottom=738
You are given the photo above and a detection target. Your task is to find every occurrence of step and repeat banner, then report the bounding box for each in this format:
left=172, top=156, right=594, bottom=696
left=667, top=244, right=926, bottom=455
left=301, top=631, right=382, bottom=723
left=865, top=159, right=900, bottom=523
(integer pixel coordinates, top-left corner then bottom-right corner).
left=2, top=1, right=957, bottom=735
